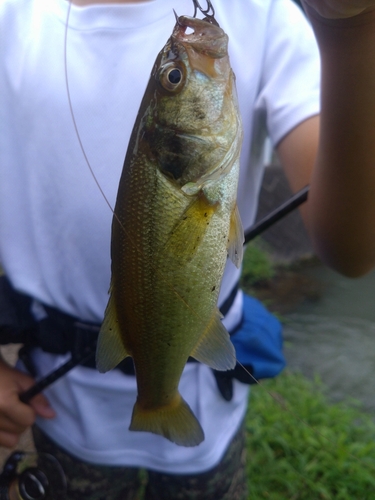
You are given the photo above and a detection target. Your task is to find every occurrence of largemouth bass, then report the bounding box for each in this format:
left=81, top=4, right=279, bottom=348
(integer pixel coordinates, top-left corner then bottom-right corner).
left=96, top=12, right=244, bottom=447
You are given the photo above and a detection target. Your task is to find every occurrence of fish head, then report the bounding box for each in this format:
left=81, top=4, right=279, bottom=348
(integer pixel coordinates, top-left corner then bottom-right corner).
left=141, top=15, right=242, bottom=189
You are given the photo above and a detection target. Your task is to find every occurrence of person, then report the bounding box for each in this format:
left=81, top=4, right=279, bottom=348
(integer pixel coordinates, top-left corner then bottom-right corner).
left=1, top=0, right=375, bottom=498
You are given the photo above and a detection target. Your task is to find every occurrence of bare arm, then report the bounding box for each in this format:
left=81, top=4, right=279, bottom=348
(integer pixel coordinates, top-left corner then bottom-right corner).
left=277, top=6, right=375, bottom=277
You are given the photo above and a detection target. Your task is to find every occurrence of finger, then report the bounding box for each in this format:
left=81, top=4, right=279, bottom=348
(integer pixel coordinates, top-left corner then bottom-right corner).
left=0, top=416, right=28, bottom=435
left=0, top=400, right=35, bottom=433
left=0, top=392, right=54, bottom=436
left=0, top=390, right=35, bottom=426
left=9, top=369, right=55, bottom=418
left=29, top=393, right=56, bottom=419
left=0, top=363, right=54, bottom=435
left=0, top=429, right=20, bottom=449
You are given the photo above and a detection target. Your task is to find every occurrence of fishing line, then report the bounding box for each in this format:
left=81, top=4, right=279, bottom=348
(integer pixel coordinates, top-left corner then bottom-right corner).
left=64, top=1, right=114, bottom=217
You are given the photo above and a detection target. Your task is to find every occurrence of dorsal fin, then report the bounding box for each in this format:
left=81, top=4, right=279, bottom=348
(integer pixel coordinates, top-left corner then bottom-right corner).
left=227, top=203, right=244, bottom=268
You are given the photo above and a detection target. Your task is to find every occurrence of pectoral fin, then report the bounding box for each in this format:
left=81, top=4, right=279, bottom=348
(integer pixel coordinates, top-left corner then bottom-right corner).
left=96, top=287, right=130, bottom=373
left=227, top=204, right=244, bottom=268
left=190, top=309, right=236, bottom=371
left=163, top=194, right=217, bottom=264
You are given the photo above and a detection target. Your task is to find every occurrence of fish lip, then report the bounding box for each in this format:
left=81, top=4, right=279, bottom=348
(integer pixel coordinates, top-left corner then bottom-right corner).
left=172, top=15, right=228, bottom=59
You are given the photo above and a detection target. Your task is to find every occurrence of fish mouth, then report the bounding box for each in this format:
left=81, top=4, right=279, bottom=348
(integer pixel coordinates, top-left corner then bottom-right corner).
left=172, top=15, right=228, bottom=60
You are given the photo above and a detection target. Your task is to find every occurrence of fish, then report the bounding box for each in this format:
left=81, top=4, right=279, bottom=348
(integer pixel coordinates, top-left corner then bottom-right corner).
left=95, top=11, right=244, bottom=447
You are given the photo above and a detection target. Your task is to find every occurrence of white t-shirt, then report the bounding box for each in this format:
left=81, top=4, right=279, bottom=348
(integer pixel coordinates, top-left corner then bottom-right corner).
left=0, top=0, right=320, bottom=473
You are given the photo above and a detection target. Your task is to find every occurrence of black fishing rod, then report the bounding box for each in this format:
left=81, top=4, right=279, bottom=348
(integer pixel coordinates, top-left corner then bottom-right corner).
left=19, top=342, right=97, bottom=404
left=18, top=184, right=310, bottom=404
left=244, top=184, right=309, bottom=245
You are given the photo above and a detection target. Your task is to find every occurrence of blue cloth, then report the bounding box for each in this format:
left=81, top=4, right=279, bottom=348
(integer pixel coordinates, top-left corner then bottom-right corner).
left=231, top=293, right=286, bottom=380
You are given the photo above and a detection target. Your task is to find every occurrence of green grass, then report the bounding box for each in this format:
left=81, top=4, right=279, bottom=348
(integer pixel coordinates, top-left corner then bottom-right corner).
left=245, top=371, right=375, bottom=499
left=241, top=239, right=275, bottom=287
left=241, top=242, right=375, bottom=498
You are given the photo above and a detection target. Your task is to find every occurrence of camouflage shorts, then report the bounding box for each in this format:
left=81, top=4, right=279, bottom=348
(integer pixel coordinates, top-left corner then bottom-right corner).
left=32, top=420, right=248, bottom=500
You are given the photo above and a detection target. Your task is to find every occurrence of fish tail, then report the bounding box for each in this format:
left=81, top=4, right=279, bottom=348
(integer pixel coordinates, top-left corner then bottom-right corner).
left=129, top=394, right=204, bottom=447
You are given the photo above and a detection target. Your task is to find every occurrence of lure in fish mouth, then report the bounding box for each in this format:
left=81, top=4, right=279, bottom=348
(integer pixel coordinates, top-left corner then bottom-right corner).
left=96, top=9, right=244, bottom=447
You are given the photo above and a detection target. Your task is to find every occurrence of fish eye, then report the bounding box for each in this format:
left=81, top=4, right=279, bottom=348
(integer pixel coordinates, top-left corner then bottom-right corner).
left=159, top=63, right=186, bottom=92
left=168, top=68, right=182, bottom=85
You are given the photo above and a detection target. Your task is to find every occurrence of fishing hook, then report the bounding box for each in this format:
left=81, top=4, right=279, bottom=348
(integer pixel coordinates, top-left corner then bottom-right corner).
left=192, top=0, right=215, bottom=18
left=192, top=0, right=219, bottom=26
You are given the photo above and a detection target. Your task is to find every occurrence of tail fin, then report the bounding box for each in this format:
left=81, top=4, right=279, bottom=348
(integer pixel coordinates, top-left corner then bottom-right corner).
left=129, top=394, right=204, bottom=447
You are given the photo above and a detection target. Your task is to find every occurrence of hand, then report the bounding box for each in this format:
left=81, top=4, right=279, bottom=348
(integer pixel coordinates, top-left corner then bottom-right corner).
left=301, top=0, right=375, bottom=19
left=0, top=359, right=55, bottom=448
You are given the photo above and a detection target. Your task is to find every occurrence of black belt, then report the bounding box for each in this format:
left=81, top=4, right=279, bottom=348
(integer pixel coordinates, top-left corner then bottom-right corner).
left=219, top=282, right=239, bottom=317
left=0, top=275, right=240, bottom=374
left=37, top=282, right=239, bottom=374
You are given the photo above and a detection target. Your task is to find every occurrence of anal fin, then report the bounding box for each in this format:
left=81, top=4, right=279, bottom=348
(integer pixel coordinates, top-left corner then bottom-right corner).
left=190, top=309, right=236, bottom=371
left=96, top=288, right=130, bottom=373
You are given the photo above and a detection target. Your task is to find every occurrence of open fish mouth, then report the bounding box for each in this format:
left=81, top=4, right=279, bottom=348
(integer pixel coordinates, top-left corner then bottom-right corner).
left=172, top=15, right=228, bottom=60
